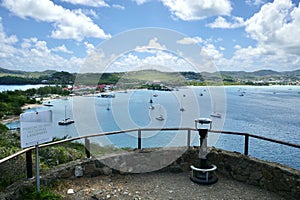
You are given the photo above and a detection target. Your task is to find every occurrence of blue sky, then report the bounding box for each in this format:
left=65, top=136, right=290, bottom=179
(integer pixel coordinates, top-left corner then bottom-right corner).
left=0, top=0, right=300, bottom=72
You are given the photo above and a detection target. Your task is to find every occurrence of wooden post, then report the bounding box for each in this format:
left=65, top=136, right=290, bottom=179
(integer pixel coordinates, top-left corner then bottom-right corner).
left=85, top=138, right=91, bottom=158
left=26, top=149, right=33, bottom=179
left=244, top=134, right=249, bottom=156
left=138, top=129, right=142, bottom=149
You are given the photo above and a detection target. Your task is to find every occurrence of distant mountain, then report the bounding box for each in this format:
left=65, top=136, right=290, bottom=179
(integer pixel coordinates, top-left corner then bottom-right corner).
left=0, top=67, right=57, bottom=78
left=219, top=70, right=281, bottom=77
left=0, top=67, right=25, bottom=75
left=0, top=67, right=299, bottom=85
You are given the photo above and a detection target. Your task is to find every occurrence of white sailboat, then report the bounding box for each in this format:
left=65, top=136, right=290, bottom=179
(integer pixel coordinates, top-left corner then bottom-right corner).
left=156, top=106, right=164, bottom=121
left=180, top=94, right=185, bottom=111
left=210, top=101, right=221, bottom=118
left=58, top=105, right=74, bottom=125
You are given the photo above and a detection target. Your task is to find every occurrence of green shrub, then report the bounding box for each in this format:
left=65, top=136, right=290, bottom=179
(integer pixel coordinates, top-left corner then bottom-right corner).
left=22, top=185, right=62, bottom=200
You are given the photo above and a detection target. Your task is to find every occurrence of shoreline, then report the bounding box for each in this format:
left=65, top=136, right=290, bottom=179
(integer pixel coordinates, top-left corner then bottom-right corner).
left=0, top=115, right=20, bottom=124
left=0, top=95, right=66, bottom=125
left=0, top=103, right=44, bottom=125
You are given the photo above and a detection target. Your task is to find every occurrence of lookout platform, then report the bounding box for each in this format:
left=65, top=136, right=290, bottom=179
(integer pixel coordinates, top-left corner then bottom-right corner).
left=54, top=171, right=283, bottom=200
left=1, top=147, right=299, bottom=199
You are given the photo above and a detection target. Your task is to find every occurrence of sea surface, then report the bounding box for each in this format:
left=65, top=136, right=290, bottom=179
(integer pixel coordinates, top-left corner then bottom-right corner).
left=3, top=85, right=300, bottom=170
left=0, top=84, right=46, bottom=92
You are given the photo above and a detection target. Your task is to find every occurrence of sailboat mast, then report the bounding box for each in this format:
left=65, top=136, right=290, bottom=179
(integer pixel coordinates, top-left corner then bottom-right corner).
left=64, top=105, right=67, bottom=119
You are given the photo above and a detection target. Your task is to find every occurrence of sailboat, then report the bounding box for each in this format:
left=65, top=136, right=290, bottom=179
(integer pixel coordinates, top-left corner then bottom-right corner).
left=156, top=106, right=164, bottom=121
left=58, top=105, right=74, bottom=125
left=180, top=94, right=185, bottom=111
left=149, top=98, right=154, bottom=110
left=106, top=99, right=110, bottom=111
left=210, top=101, right=221, bottom=118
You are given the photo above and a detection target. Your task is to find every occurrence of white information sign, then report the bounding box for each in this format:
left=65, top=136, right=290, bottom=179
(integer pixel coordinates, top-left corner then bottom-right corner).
left=20, top=110, right=53, bottom=148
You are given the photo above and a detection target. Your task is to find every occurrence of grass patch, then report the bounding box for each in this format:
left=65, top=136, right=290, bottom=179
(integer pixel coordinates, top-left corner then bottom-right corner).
left=22, top=185, right=63, bottom=200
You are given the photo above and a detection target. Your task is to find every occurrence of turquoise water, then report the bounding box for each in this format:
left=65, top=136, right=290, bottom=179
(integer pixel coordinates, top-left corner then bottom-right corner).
left=4, top=85, right=300, bottom=170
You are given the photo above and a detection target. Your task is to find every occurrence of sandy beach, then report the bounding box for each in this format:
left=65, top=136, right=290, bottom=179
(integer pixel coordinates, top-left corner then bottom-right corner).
left=0, top=115, right=20, bottom=124
left=21, top=103, right=43, bottom=110
left=0, top=103, right=43, bottom=124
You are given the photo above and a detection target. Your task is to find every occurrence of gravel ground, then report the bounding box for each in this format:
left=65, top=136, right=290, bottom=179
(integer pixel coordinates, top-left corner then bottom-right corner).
left=53, top=172, right=284, bottom=200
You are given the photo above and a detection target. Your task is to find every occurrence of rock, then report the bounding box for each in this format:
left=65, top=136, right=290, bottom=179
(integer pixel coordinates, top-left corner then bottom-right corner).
left=94, top=190, right=103, bottom=195
left=249, top=171, right=262, bottom=181
left=60, top=170, right=73, bottom=178
left=262, top=168, right=273, bottom=180
left=169, top=165, right=183, bottom=173
left=101, top=166, right=112, bottom=175
left=75, top=166, right=84, bottom=177
left=67, top=188, right=74, bottom=194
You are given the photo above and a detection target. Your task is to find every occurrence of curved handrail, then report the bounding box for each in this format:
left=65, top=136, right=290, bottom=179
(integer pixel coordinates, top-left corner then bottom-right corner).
left=1, top=128, right=300, bottom=165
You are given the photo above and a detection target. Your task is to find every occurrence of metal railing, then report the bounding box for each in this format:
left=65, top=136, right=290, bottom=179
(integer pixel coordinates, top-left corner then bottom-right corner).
left=1, top=128, right=300, bottom=179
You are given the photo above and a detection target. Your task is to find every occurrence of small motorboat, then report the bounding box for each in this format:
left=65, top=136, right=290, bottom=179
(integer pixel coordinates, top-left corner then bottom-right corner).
left=43, top=101, right=53, bottom=107
left=210, top=112, right=222, bottom=118
left=156, top=115, right=164, bottom=121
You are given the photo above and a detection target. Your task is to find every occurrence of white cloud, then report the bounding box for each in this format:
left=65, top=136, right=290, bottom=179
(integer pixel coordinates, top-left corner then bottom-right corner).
left=52, top=44, right=73, bottom=54
left=135, top=37, right=166, bottom=52
left=0, top=18, right=18, bottom=45
left=84, top=41, right=95, bottom=55
left=246, top=0, right=265, bottom=6
left=207, top=16, right=245, bottom=29
left=0, top=17, right=18, bottom=58
left=79, top=9, right=98, bottom=18
left=160, top=0, right=232, bottom=21
left=2, top=0, right=111, bottom=41
left=234, top=45, right=241, bottom=49
left=0, top=19, right=83, bottom=72
left=133, top=0, right=151, bottom=5
left=60, top=0, right=109, bottom=7
left=219, top=46, right=225, bottom=51
left=112, top=4, right=125, bottom=10
left=245, top=0, right=300, bottom=56
left=200, top=44, right=224, bottom=60
left=205, top=0, right=300, bottom=72
left=109, top=50, right=194, bottom=72
left=223, top=44, right=300, bottom=71
left=176, top=37, right=203, bottom=45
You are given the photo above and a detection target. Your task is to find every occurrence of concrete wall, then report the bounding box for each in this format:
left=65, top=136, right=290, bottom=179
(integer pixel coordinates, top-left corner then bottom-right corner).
left=1, top=147, right=299, bottom=199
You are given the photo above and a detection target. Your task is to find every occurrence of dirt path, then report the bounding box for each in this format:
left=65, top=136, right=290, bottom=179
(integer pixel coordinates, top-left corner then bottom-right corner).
left=53, top=172, right=283, bottom=200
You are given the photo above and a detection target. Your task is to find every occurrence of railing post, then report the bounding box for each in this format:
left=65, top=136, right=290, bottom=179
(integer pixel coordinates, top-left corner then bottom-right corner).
left=138, top=129, right=142, bottom=149
left=26, top=149, right=33, bottom=179
left=85, top=138, right=91, bottom=158
left=187, top=129, right=191, bottom=148
left=244, top=134, right=249, bottom=156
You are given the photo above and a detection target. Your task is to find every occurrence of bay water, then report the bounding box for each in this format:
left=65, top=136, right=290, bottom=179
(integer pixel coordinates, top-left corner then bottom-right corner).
left=4, top=85, right=300, bottom=170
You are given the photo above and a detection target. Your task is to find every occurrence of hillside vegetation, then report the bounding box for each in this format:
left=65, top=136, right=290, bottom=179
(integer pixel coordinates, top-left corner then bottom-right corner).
left=0, top=67, right=299, bottom=86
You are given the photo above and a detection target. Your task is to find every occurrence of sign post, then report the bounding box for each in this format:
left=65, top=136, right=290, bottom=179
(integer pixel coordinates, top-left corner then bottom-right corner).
left=35, top=144, right=40, bottom=193
left=20, top=110, right=52, bottom=193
